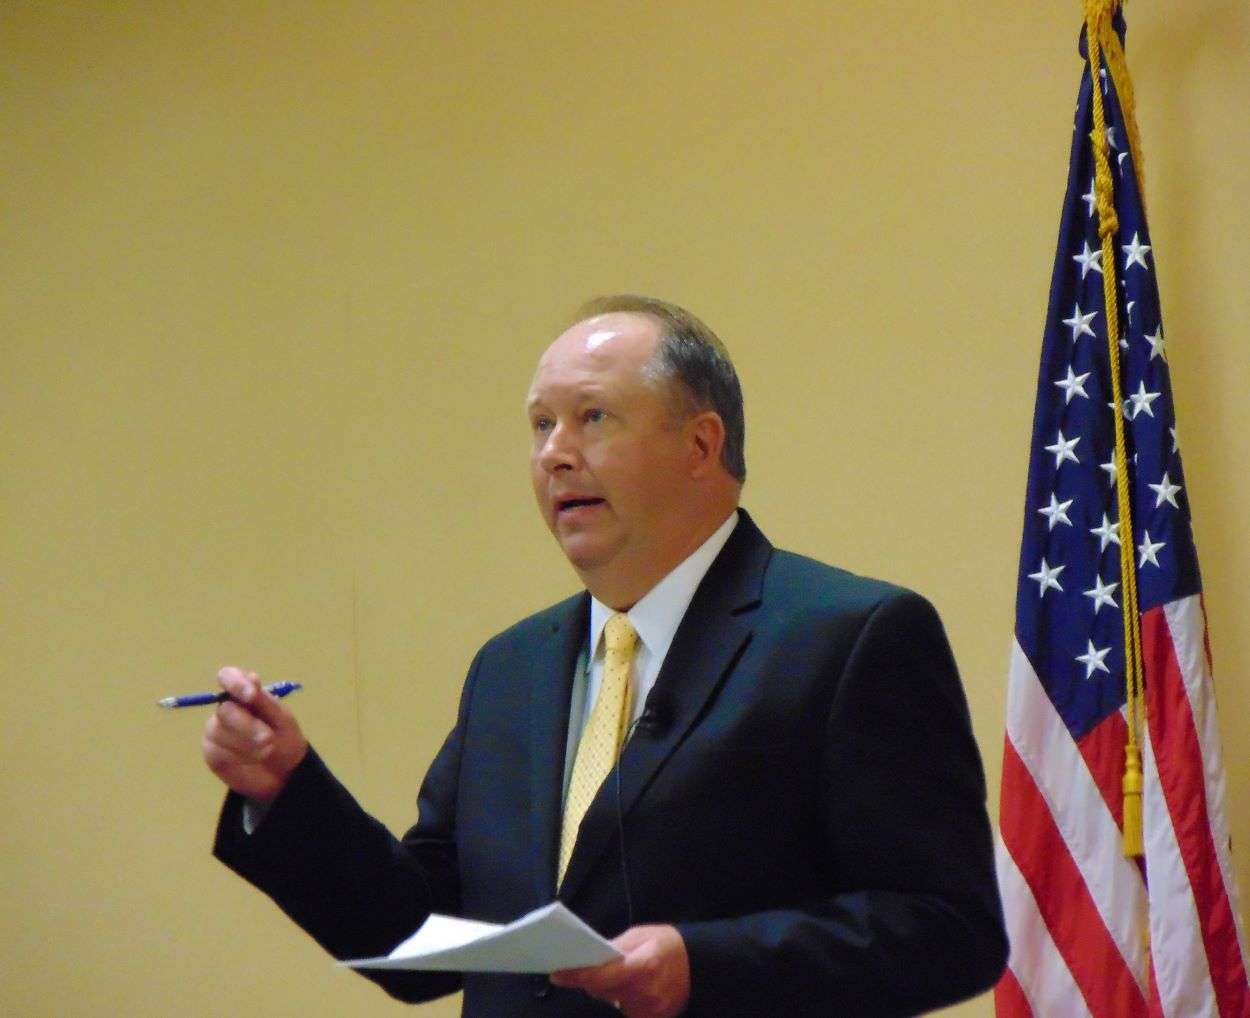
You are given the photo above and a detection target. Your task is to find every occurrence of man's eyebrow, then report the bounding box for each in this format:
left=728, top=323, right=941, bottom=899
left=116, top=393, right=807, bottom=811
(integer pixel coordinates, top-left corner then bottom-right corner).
left=525, top=385, right=610, bottom=411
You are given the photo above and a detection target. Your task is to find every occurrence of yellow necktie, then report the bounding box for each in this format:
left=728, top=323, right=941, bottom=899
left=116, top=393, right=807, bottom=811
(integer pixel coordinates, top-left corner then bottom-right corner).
left=558, top=613, right=638, bottom=884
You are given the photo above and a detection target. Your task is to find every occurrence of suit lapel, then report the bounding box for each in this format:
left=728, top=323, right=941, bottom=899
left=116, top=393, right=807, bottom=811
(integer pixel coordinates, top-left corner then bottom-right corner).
left=528, top=592, right=590, bottom=905
left=557, top=512, right=773, bottom=903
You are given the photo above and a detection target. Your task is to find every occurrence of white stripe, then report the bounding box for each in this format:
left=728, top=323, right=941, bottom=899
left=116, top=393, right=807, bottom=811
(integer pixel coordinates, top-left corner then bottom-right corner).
left=1163, top=596, right=1250, bottom=965
left=1141, top=712, right=1219, bottom=1017
left=1006, top=640, right=1150, bottom=994
left=996, top=831, right=1092, bottom=1017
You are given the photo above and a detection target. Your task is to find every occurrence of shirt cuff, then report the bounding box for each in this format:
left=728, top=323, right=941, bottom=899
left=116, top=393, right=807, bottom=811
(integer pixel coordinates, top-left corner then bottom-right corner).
left=241, top=797, right=272, bottom=835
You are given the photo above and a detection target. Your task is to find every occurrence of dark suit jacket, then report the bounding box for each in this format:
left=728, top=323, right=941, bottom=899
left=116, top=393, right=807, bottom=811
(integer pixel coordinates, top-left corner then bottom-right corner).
left=215, top=511, right=1007, bottom=1016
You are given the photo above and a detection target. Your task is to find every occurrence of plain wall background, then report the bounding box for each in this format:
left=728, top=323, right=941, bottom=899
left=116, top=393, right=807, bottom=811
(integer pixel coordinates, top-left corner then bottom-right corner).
left=3, top=3, right=1247, bottom=1015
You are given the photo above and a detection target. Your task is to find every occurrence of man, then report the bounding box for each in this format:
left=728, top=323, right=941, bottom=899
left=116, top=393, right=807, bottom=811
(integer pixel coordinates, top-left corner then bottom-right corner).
left=206, top=295, right=1007, bottom=1017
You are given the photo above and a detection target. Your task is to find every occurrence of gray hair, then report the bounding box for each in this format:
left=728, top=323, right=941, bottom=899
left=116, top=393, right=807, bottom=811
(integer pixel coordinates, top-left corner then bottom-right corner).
left=573, top=294, right=746, bottom=484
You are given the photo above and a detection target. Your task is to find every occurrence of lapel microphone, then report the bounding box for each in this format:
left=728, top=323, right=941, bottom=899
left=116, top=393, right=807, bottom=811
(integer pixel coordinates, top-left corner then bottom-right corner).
left=614, top=690, right=671, bottom=930
left=632, top=700, right=669, bottom=736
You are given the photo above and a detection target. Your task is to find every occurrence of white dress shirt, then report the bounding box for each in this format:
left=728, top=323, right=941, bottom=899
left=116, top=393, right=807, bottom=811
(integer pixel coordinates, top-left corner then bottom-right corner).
left=560, top=509, right=739, bottom=804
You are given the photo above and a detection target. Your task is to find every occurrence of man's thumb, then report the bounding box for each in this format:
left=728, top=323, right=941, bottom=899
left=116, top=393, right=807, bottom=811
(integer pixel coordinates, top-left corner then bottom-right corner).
left=217, top=666, right=286, bottom=725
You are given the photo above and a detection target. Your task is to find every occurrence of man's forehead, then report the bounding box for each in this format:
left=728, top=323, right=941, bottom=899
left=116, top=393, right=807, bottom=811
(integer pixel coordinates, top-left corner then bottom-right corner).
left=526, top=314, right=665, bottom=409
left=534, top=313, right=660, bottom=374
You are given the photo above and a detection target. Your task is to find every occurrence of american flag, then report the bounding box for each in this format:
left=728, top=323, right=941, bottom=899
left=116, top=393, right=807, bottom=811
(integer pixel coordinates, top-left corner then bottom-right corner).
left=995, top=12, right=1250, bottom=1017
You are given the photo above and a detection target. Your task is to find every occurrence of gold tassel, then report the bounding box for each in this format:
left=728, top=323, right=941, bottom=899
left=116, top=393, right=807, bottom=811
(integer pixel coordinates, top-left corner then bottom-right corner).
left=1122, top=743, right=1143, bottom=857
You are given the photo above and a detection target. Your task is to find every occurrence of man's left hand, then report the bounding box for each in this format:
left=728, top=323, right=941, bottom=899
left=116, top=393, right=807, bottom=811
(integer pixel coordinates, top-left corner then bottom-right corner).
left=551, top=924, right=690, bottom=1017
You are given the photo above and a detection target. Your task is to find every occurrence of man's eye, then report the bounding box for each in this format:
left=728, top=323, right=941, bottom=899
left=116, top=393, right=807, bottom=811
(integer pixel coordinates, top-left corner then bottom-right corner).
left=533, top=417, right=554, bottom=433
left=585, top=408, right=606, bottom=424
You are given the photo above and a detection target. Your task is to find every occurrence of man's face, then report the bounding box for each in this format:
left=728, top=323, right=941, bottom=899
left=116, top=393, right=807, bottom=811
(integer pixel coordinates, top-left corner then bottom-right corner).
left=527, top=313, right=695, bottom=595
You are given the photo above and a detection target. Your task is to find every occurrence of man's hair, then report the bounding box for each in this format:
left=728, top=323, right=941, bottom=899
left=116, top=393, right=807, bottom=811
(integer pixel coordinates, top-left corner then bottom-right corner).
left=573, top=294, right=747, bottom=484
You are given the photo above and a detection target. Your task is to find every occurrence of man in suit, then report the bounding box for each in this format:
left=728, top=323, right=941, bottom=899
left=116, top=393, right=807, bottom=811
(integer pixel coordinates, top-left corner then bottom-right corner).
left=205, top=295, right=1008, bottom=1016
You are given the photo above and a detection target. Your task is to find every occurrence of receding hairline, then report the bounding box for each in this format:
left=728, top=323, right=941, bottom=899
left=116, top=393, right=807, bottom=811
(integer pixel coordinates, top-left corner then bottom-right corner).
left=526, top=312, right=666, bottom=410
left=567, top=295, right=727, bottom=352
left=560, top=303, right=712, bottom=408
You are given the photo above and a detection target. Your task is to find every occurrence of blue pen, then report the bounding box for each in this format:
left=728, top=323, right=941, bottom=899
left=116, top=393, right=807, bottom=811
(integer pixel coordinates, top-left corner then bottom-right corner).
left=157, top=681, right=303, bottom=709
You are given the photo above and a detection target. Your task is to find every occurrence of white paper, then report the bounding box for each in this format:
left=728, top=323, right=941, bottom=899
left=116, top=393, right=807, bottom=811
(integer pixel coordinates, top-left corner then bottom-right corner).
left=340, top=902, right=623, bottom=974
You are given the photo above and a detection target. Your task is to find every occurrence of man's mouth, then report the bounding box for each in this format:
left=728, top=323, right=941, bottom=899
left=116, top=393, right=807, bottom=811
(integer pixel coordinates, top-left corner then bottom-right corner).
left=556, top=497, right=606, bottom=515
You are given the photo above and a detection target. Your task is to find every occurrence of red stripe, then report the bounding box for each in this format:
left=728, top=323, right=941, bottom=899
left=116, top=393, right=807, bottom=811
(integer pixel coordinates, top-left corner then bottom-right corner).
left=1076, top=709, right=1128, bottom=831
left=994, top=965, right=1034, bottom=1018
left=1147, top=956, right=1165, bottom=1018
left=1141, top=607, right=1250, bottom=1018
left=1000, top=740, right=1148, bottom=1017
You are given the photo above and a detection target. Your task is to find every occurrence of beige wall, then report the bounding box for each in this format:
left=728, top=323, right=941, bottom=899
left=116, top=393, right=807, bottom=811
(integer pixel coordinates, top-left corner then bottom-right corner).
left=3, top=3, right=1247, bottom=1015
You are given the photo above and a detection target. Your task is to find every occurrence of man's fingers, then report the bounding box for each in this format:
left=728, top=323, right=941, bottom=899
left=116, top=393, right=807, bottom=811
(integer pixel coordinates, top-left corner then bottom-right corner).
left=201, top=728, right=268, bottom=774
left=205, top=710, right=273, bottom=760
left=217, top=666, right=256, bottom=701
left=217, top=666, right=288, bottom=728
left=214, top=699, right=274, bottom=744
left=548, top=966, right=587, bottom=989
left=612, top=927, right=654, bottom=952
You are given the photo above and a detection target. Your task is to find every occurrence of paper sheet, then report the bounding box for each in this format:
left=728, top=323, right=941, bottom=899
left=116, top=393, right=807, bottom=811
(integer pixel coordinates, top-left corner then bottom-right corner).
left=340, top=901, right=623, bottom=974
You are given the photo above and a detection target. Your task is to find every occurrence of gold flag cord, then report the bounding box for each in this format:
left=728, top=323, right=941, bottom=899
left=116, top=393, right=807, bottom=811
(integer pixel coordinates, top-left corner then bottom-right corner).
left=1083, top=0, right=1146, bottom=859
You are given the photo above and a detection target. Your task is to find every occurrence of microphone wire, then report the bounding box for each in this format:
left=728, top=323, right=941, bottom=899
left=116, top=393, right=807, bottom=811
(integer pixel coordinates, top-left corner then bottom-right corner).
left=615, top=715, right=644, bottom=931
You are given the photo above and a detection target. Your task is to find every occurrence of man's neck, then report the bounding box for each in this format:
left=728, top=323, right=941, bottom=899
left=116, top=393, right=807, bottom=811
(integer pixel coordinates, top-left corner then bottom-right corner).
left=582, top=507, right=739, bottom=610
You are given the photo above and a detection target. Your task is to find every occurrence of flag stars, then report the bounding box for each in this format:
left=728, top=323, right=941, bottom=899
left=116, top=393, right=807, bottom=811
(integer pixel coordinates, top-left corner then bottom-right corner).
left=1170, top=426, right=1179, bottom=454
left=1090, top=513, right=1121, bottom=551
left=1083, top=576, right=1120, bottom=614
left=1139, top=531, right=1166, bottom=568
left=1073, top=241, right=1103, bottom=279
left=1100, top=458, right=1118, bottom=486
left=1127, top=380, right=1162, bottom=419
left=1126, top=300, right=1137, bottom=323
left=1076, top=639, right=1113, bottom=679
left=1149, top=472, right=1183, bottom=509
left=1123, top=231, right=1153, bottom=271
left=1082, top=179, right=1097, bottom=218
left=1145, top=326, right=1167, bottom=361
left=1038, top=493, right=1075, bottom=530
left=1062, top=303, right=1099, bottom=342
left=1092, top=125, right=1120, bottom=152
left=1028, top=558, right=1065, bottom=596
left=1045, top=430, right=1081, bottom=468
left=1054, top=365, right=1091, bottom=404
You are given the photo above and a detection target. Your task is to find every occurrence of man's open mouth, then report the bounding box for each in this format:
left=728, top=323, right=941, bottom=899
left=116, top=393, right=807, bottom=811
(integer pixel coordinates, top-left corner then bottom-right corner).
left=556, top=497, right=605, bottom=513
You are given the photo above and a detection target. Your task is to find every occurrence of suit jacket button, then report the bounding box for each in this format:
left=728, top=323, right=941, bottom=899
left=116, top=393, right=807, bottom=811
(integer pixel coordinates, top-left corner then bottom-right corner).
left=531, top=975, right=552, bottom=999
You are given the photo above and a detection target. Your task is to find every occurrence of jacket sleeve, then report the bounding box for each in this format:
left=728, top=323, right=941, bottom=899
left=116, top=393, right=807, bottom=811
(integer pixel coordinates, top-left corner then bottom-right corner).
left=676, top=592, right=1008, bottom=1017
left=212, top=647, right=488, bottom=1004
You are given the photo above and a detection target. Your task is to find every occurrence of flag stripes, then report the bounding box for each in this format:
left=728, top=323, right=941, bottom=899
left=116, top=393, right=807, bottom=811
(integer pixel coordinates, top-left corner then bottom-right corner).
left=996, top=836, right=1093, bottom=1017
left=1143, top=600, right=1249, bottom=1016
left=1002, top=643, right=1149, bottom=1015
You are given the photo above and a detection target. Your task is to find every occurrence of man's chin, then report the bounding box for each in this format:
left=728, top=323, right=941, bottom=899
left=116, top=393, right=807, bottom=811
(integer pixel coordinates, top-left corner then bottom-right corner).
left=559, top=542, right=606, bottom=573
left=556, top=534, right=618, bottom=576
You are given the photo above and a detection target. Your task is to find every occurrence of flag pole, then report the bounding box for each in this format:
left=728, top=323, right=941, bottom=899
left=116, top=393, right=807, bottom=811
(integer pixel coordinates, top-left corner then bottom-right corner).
left=1082, top=0, right=1146, bottom=859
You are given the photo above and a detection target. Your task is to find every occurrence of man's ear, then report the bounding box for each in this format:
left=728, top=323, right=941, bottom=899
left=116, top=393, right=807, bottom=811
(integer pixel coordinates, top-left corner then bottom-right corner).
left=687, top=411, right=726, bottom=477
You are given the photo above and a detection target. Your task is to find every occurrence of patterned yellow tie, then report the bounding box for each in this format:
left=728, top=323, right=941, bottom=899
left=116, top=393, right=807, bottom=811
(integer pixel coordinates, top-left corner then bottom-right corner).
left=558, top=613, right=639, bottom=884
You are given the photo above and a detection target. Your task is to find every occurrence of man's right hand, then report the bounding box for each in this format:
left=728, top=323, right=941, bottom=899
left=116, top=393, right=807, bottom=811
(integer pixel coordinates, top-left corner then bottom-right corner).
left=202, top=666, right=309, bottom=803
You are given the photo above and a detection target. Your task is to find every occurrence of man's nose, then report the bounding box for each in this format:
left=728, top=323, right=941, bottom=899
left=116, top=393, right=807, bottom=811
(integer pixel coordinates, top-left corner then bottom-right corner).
left=537, top=424, right=580, bottom=473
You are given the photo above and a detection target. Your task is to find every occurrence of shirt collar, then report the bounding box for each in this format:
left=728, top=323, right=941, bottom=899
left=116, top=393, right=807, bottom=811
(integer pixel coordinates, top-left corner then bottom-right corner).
left=589, top=509, right=740, bottom=661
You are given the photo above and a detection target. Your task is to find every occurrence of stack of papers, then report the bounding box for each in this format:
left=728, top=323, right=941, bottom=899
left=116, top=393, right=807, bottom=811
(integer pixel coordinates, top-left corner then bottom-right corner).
left=341, top=901, right=622, bottom=974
